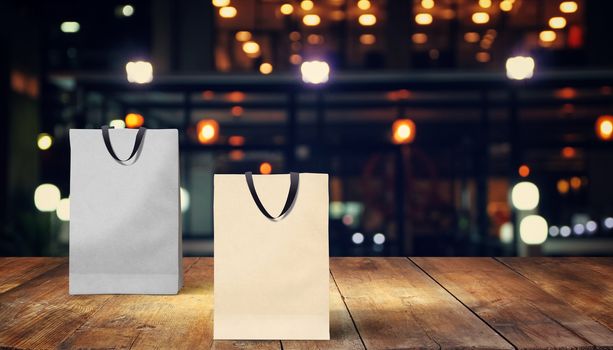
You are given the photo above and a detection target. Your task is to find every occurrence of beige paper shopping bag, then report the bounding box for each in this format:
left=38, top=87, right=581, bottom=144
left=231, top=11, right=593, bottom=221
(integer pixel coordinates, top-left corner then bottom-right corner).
left=214, top=172, right=329, bottom=340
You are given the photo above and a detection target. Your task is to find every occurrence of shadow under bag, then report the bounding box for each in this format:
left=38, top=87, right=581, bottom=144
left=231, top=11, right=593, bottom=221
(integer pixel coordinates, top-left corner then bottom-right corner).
left=214, top=172, right=329, bottom=340
left=69, top=127, right=182, bottom=295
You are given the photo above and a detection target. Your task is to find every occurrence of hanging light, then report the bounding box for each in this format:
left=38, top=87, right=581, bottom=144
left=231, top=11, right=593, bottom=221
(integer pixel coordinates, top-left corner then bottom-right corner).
left=472, top=12, right=490, bottom=24
left=415, top=13, right=433, bottom=25
left=357, top=0, right=371, bottom=10
left=549, top=17, right=567, bottom=29
left=259, top=63, right=273, bottom=74
left=219, top=6, right=237, bottom=18
left=559, top=1, right=578, bottom=14
left=300, top=0, right=314, bottom=11
left=421, top=0, right=434, bottom=9
left=212, top=0, right=230, bottom=7
left=539, top=30, right=557, bottom=43
left=478, top=0, right=491, bottom=8
left=125, top=113, right=144, bottom=128
left=500, top=0, right=512, bottom=11
left=391, top=119, right=416, bottom=144
left=358, top=14, right=376, bottom=26
left=596, top=115, right=613, bottom=141
left=197, top=119, right=220, bottom=144
left=242, top=41, right=260, bottom=57
left=280, top=3, right=294, bottom=15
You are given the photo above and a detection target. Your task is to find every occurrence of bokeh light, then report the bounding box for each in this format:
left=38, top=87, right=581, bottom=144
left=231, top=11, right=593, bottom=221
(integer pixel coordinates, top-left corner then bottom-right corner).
left=259, top=162, right=272, bottom=174
left=506, top=56, right=535, bottom=80
left=520, top=215, right=548, bottom=245
left=125, top=61, right=153, bottom=84
left=595, top=115, right=613, bottom=141
left=37, top=133, right=53, bottom=151
left=34, top=184, right=61, bottom=212
left=56, top=198, right=70, bottom=221
left=301, top=60, right=330, bottom=84
left=511, top=181, right=539, bottom=210
left=125, top=113, right=144, bottom=128
left=197, top=119, right=220, bottom=144
left=392, top=119, right=416, bottom=144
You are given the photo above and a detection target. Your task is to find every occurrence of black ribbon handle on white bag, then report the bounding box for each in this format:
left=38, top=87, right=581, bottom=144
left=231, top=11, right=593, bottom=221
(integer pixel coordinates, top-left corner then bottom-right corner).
left=101, top=125, right=146, bottom=162
left=245, top=172, right=299, bottom=220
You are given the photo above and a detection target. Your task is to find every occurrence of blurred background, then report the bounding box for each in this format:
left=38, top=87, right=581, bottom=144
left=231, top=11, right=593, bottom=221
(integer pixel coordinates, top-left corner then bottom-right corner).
left=1, top=0, right=613, bottom=257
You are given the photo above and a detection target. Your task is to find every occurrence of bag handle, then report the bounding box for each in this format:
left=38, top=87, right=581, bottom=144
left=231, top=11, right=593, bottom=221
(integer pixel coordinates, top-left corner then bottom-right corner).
left=245, top=172, right=299, bottom=220
left=101, top=125, right=146, bottom=162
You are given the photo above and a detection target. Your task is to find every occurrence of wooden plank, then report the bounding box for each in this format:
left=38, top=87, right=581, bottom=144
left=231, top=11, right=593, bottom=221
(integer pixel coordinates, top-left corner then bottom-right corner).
left=59, top=258, right=210, bottom=350
left=211, top=340, right=281, bottom=350
left=0, top=261, right=113, bottom=349
left=282, top=274, right=365, bottom=350
left=331, top=257, right=513, bottom=350
left=499, top=257, right=613, bottom=331
left=0, top=257, right=64, bottom=293
left=412, top=257, right=613, bottom=350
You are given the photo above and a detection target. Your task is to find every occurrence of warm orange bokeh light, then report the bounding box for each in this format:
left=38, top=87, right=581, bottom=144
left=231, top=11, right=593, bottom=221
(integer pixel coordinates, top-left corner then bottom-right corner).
left=228, top=135, right=245, bottom=146
left=202, top=90, right=215, bottom=100
left=392, top=119, right=416, bottom=144
left=229, top=150, right=245, bottom=161
left=595, top=115, right=613, bottom=141
left=227, top=91, right=245, bottom=103
left=197, top=119, right=219, bottom=144
left=570, top=176, right=582, bottom=190
left=259, top=162, right=272, bottom=174
left=125, top=113, right=144, bottom=128
left=231, top=106, right=244, bottom=117
left=561, top=146, right=576, bottom=158
left=557, top=179, right=570, bottom=194
left=518, top=164, right=530, bottom=178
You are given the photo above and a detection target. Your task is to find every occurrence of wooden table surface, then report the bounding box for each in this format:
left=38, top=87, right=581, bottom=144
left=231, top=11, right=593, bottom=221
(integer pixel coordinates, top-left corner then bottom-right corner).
left=0, top=257, right=611, bottom=350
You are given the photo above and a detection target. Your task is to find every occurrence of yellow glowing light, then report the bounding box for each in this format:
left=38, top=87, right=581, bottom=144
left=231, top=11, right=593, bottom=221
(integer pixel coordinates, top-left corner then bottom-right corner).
left=235, top=31, right=252, bottom=42
left=303, top=14, right=321, bottom=26
left=212, top=0, right=230, bottom=7
left=360, top=34, right=376, bottom=45
left=242, top=41, right=260, bottom=55
left=500, top=0, right=512, bottom=11
left=506, top=56, right=535, bottom=80
left=34, top=184, right=61, bottom=212
left=125, top=61, right=153, bottom=84
left=421, top=0, right=434, bottom=9
left=472, top=12, right=490, bottom=24
left=280, top=3, right=294, bottom=15
left=412, top=33, right=428, bottom=44
left=109, top=119, right=126, bottom=129
left=557, top=179, right=570, bottom=194
left=301, top=60, right=330, bottom=84
left=197, top=119, right=219, bottom=144
left=464, top=32, right=480, bottom=43
left=596, top=115, right=613, bottom=141
left=60, top=21, right=80, bottom=33
left=259, top=63, right=273, bottom=75
left=549, top=17, right=567, bottom=29
left=539, top=30, right=557, bottom=43
left=219, top=6, right=237, bottom=18
left=476, top=51, right=490, bottom=63
left=121, top=5, right=134, bottom=17
left=357, top=0, right=371, bottom=10
left=260, top=162, right=272, bottom=175
left=511, top=181, right=539, bottom=210
left=415, top=13, right=433, bottom=25
left=37, top=133, right=53, bottom=150
left=559, top=1, right=578, bottom=13
left=56, top=198, right=70, bottom=221
left=520, top=215, right=548, bottom=245
left=358, top=14, right=377, bottom=26
left=300, top=0, right=314, bottom=11
left=479, top=0, right=491, bottom=8
left=125, top=113, right=144, bottom=128
left=570, top=176, right=581, bottom=190
left=518, top=164, right=530, bottom=178
left=392, top=119, right=416, bottom=144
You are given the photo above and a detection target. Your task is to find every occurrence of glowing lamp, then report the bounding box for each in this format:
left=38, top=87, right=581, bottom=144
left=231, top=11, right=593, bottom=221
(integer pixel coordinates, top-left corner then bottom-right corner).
left=358, top=14, right=377, bottom=26
left=212, top=0, right=230, bottom=7
left=539, top=30, right=556, bottom=43
left=472, top=12, right=490, bottom=24
left=60, top=21, right=80, bottom=33
left=37, top=133, right=53, bottom=151
left=559, top=1, right=578, bottom=13
left=300, top=0, right=314, bottom=11
left=280, top=3, right=294, bottom=15
left=511, top=181, right=539, bottom=210
left=303, top=14, right=321, bottom=26
left=392, top=119, right=416, bottom=144
left=301, top=60, right=330, bottom=84
left=259, top=162, right=272, bottom=174
left=197, top=119, right=219, bottom=144
left=235, top=31, right=252, bottom=42
left=549, top=17, right=567, bottom=29
left=259, top=63, right=273, bottom=75
left=125, top=61, right=153, bottom=84
left=109, top=119, right=126, bottom=129
left=500, top=0, right=512, bottom=11
left=415, top=13, right=433, bottom=25
left=242, top=41, right=260, bottom=57
left=34, top=184, right=61, bottom=212
left=219, top=6, right=237, bottom=18
left=596, top=115, right=613, bottom=141
left=125, top=113, right=144, bottom=128
left=506, top=56, right=535, bottom=80
left=520, top=215, right=548, bottom=245
left=421, top=0, right=434, bottom=9
left=357, top=0, right=371, bottom=10
left=518, top=164, right=530, bottom=178
left=56, top=198, right=70, bottom=221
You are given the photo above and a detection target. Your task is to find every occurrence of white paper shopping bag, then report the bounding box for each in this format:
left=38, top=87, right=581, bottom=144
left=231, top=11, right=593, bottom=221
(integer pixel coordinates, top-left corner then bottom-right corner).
left=69, top=127, right=182, bottom=295
left=214, top=172, right=329, bottom=340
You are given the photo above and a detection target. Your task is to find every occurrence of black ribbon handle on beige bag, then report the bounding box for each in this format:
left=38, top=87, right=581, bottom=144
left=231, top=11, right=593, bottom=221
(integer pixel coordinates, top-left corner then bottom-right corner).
left=245, top=172, right=299, bottom=220
left=101, top=125, right=146, bottom=162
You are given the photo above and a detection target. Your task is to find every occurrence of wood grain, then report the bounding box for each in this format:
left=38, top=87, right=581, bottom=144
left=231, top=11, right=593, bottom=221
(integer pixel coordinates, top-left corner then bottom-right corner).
left=412, top=257, right=613, bottom=350
left=499, top=257, right=613, bottom=331
left=331, top=257, right=513, bottom=350
left=59, top=258, right=211, bottom=350
left=0, top=260, right=112, bottom=349
left=0, top=257, right=64, bottom=293
left=282, top=275, right=365, bottom=350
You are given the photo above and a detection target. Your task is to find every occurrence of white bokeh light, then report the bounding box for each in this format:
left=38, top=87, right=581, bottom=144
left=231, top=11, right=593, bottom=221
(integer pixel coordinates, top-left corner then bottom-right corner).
left=548, top=226, right=560, bottom=237
left=351, top=232, right=364, bottom=244
left=511, top=181, right=540, bottom=210
left=560, top=225, right=571, bottom=237
left=34, top=184, right=61, bottom=212
left=573, top=223, right=585, bottom=235
left=499, top=222, right=513, bottom=243
left=56, top=198, right=70, bottom=221
left=506, top=56, right=535, bottom=80
left=109, top=119, right=126, bottom=129
left=604, top=217, right=613, bottom=229
left=373, top=232, right=386, bottom=245
left=126, top=61, right=153, bottom=84
left=301, top=60, right=330, bottom=84
left=520, top=215, right=548, bottom=245
left=586, top=220, right=597, bottom=233
left=180, top=187, right=190, bottom=213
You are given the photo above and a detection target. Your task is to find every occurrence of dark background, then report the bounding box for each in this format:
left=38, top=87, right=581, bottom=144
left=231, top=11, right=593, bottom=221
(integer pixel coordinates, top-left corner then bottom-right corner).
left=1, top=0, right=613, bottom=257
